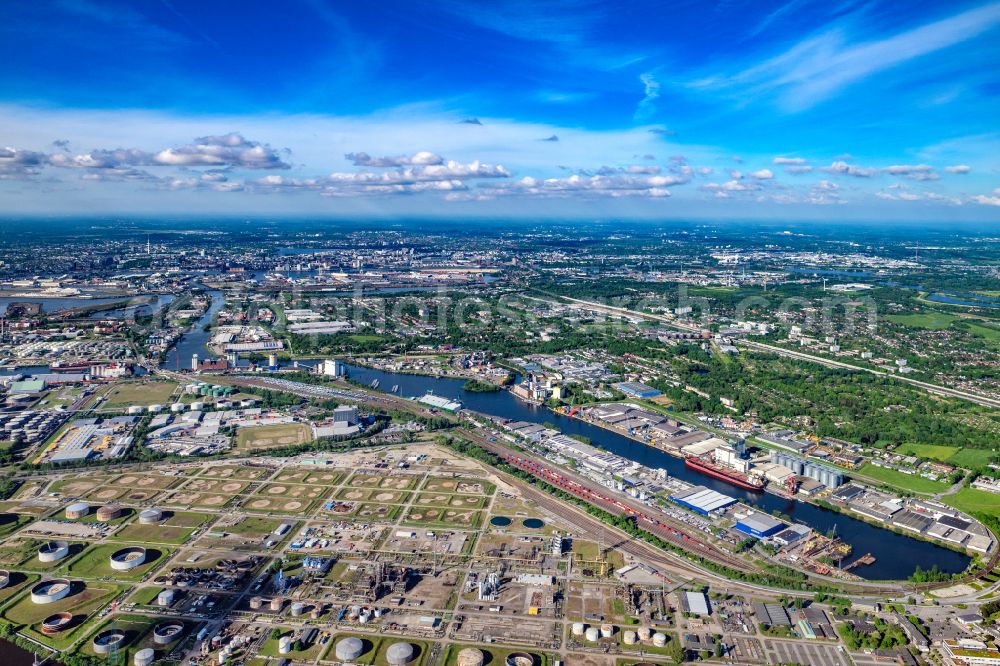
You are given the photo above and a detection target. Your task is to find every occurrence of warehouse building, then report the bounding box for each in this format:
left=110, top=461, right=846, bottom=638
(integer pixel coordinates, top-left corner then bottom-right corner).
left=669, top=486, right=736, bottom=515
left=734, top=511, right=785, bottom=538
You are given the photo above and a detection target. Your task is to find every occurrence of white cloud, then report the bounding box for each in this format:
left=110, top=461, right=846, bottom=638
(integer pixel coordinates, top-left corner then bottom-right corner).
left=634, top=72, right=661, bottom=121
left=773, top=157, right=807, bottom=165
left=345, top=151, right=444, bottom=167
left=944, top=164, right=971, bottom=173
left=972, top=194, right=1000, bottom=206
left=822, top=160, right=876, bottom=177
left=749, top=168, right=774, bottom=179
left=784, top=165, right=814, bottom=174
left=154, top=133, right=289, bottom=168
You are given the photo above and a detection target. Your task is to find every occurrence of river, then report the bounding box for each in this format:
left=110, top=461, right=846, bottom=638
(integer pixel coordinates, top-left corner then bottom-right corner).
left=0, top=639, right=36, bottom=666
left=161, top=289, right=224, bottom=370
left=342, top=363, right=971, bottom=581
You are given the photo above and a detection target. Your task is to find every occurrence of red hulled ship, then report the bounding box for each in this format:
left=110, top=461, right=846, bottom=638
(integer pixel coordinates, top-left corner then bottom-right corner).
left=684, top=455, right=764, bottom=491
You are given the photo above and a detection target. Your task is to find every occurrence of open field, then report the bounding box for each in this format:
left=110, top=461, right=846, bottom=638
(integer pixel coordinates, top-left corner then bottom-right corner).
left=66, top=544, right=170, bottom=580
left=110, top=511, right=208, bottom=544
left=443, top=644, right=553, bottom=666
left=885, top=312, right=961, bottom=329
left=257, top=628, right=325, bottom=661
left=101, top=381, right=179, bottom=408
left=896, top=443, right=961, bottom=462
left=234, top=422, right=312, bottom=450
left=2, top=581, right=120, bottom=649
left=942, top=487, right=1000, bottom=519
left=199, top=464, right=271, bottom=480
left=857, top=463, right=950, bottom=494
left=402, top=505, right=481, bottom=528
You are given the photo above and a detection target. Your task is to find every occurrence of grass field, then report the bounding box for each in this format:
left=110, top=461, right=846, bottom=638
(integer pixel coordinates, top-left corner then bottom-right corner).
left=950, top=449, right=998, bottom=469
left=101, top=381, right=178, bottom=408
left=857, top=463, right=949, bottom=494
left=885, top=312, right=961, bottom=329
left=66, top=544, right=170, bottom=580
left=444, top=645, right=552, bottom=666
left=942, top=487, right=1000, bottom=519
left=258, top=629, right=324, bottom=661
left=0, top=512, right=32, bottom=537
left=896, top=443, right=962, bottom=462
left=965, top=321, right=1000, bottom=344
left=109, top=511, right=208, bottom=544
left=3, top=581, right=120, bottom=649
left=234, top=423, right=312, bottom=450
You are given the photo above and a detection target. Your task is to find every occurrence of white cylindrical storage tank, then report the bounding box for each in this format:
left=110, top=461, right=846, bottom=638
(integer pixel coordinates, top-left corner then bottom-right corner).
left=147, top=404, right=163, bottom=413
left=270, top=597, right=283, bottom=612
left=127, top=406, right=144, bottom=415
left=93, top=629, right=126, bottom=654
left=170, top=403, right=185, bottom=413
left=652, top=632, right=667, bottom=647
left=134, top=648, right=155, bottom=666
left=600, top=623, right=614, bottom=638
left=110, top=546, right=147, bottom=571
left=637, top=626, right=652, bottom=640
left=153, top=621, right=183, bottom=645
left=139, top=507, right=163, bottom=524
left=335, top=637, right=365, bottom=662
left=571, top=622, right=585, bottom=636
left=157, top=589, right=175, bottom=606
left=30, top=579, right=72, bottom=605
left=249, top=596, right=263, bottom=610
left=386, top=642, right=415, bottom=666
left=290, top=601, right=305, bottom=617
left=278, top=636, right=293, bottom=654
left=38, top=541, right=70, bottom=563
left=65, top=502, right=89, bottom=519
left=457, top=647, right=485, bottom=666
left=623, top=630, right=638, bottom=645
left=359, top=611, right=371, bottom=623
left=584, top=627, right=600, bottom=642
left=190, top=401, right=205, bottom=411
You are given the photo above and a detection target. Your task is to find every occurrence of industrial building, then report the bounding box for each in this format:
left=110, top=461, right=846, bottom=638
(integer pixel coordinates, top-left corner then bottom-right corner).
left=669, top=486, right=736, bottom=515
left=769, top=450, right=844, bottom=488
left=612, top=381, right=661, bottom=398
left=734, top=511, right=785, bottom=538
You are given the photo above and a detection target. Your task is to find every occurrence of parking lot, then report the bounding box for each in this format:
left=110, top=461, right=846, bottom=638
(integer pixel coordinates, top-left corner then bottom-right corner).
left=761, top=638, right=851, bottom=666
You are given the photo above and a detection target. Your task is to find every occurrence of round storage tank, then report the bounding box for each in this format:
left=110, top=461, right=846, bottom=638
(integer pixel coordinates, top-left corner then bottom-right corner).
left=157, top=589, right=175, bottom=606
left=30, top=579, right=71, bottom=604
left=335, top=637, right=365, bottom=662
left=134, top=647, right=155, bottom=666
left=571, top=622, right=585, bottom=636
left=278, top=635, right=293, bottom=654
left=652, top=632, right=667, bottom=647
left=190, top=401, right=205, bottom=411
left=0, top=570, right=10, bottom=589
left=600, top=623, right=614, bottom=638
left=623, top=630, right=638, bottom=645
left=110, top=547, right=147, bottom=571
left=584, top=627, right=600, bottom=642
left=127, top=406, right=144, bottom=415
left=270, top=597, right=283, bottom=612
left=505, top=653, right=536, bottom=666
left=386, top=641, right=415, bottom=665
left=153, top=621, right=184, bottom=645
left=93, top=629, right=126, bottom=654
left=139, top=508, right=163, bottom=524
left=96, top=504, right=122, bottom=521
left=147, top=404, right=163, bottom=413
left=170, top=403, right=185, bottom=413
left=38, top=541, right=70, bottom=563
left=41, top=612, right=73, bottom=635
left=290, top=601, right=305, bottom=617
left=249, top=596, right=263, bottom=610
left=456, top=647, right=485, bottom=666
left=65, top=502, right=89, bottom=519
left=637, top=626, right=652, bottom=640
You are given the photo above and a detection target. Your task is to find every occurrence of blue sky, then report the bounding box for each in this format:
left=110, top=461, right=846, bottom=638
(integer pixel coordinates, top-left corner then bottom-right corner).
left=1, top=0, right=998, bottom=219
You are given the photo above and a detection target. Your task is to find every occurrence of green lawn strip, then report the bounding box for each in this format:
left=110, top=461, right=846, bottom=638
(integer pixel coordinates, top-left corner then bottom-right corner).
left=856, top=463, right=949, bottom=494
left=942, top=488, right=1000, bottom=519
left=66, top=544, right=172, bottom=581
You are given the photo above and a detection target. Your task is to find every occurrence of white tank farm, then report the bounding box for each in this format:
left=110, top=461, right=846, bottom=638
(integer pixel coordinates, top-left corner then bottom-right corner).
left=278, top=635, right=293, bottom=654
left=584, top=627, right=600, bottom=642
left=571, top=622, right=585, bottom=635
left=134, top=648, right=155, bottom=666
left=386, top=642, right=414, bottom=665
left=335, top=637, right=365, bottom=661
left=600, top=623, right=614, bottom=638
left=456, top=647, right=485, bottom=666
left=38, top=541, right=70, bottom=563
left=139, top=507, right=163, bottom=524
left=623, top=630, right=638, bottom=645
left=637, top=626, right=652, bottom=640
left=110, top=547, right=147, bottom=571
left=30, top=579, right=72, bottom=604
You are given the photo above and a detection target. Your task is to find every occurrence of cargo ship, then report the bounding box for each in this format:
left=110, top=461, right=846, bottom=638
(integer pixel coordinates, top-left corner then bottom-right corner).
left=684, top=455, right=764, bottom=491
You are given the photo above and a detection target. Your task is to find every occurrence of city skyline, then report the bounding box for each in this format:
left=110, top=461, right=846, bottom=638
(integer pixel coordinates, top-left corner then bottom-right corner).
left=1, top=0, right=999, bottom=219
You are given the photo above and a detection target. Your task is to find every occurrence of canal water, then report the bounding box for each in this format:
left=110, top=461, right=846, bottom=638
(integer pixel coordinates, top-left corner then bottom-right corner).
left=343, top=363, right=971, bottom=580
left=161, top=289, right=224, bottom=370
left=0, top=639, right=35, bottom=666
